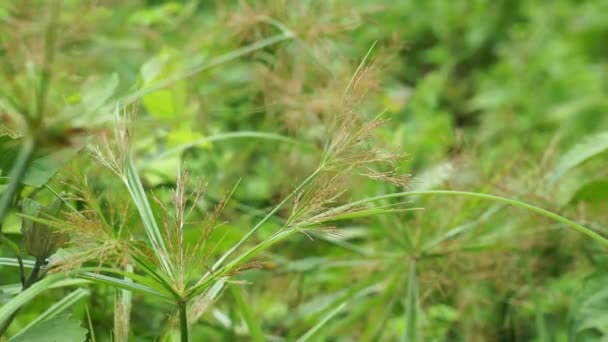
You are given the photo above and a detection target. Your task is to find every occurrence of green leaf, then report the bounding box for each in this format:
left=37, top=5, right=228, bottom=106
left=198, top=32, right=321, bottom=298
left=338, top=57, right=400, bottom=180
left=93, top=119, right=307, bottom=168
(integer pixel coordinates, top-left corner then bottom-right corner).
left=569, top=270, right=608, bottom=340
left=10, top=315, right=87, bottom=342
left=0, top=135, right=80, bottom=188
left=552, top=131, right=608, bottom=182
left=22, top=147, right=81, bottom=187
left=80, top=73, right=119, bottom=112
left=128, top=2, right=185, bottom=26
left=12, top=289, right=89, bottom=339
left=0, top=273, right=71, bottom=323
left=21, top=197, right=68, bottom=260
left=568, top=180, right=608, bottom=205
left=141, top=49, right=187, bottom=119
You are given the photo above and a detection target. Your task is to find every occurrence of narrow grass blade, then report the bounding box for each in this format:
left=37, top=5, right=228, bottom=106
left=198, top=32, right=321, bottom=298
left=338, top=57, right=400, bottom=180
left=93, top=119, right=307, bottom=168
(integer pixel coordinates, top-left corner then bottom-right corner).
left=207, top=168, right=321, bottom=275
left=124, top=157, right=173, bottom=276
left=296, top=303, right=347, bottom=342
left=343, top=40, right=377, bottom=99
left=0, top=138, right=35, bottom=225
left=0, top=273, right=69, bottom=323
left=189, top=229, right=298, bottom=297
left=404, top=260, right=417, bottom=342
left=327, top=190, right=608, bottom=248
left=85, top=305, right=96, bottom=342
left=422, top=205, right=502, bottom=252
left=11, top=288, right=89, bottom=339
left=0, top=258, right=173, bottom=299
left=79, top=271, right=172, bottom=300
left=229, top=285, right=265, bottom=342
left=187, top=277, right=227, bottom=325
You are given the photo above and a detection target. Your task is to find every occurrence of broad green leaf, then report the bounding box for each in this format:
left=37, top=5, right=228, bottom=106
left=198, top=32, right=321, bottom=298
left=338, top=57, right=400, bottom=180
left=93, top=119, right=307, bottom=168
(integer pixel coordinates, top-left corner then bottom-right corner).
left=0, top=273, right=72, bottom=323
left=141, top=49, right=187, bottom=119
left=568, top=180, right=608, bottom=205
left=0, top=135, right=20, bottom=173
left=12, top=289, right=89, bottom=339
left=569, top=270, right=608, bottom=340
left=552, top=131, right=608, bottom=182
left=10, top=315, right=87, bottom=342
left=128, top=2, right=185, bottom=26
left=22, top=147, right=80, bottom=187
left=166, top=128, right=209, bottom=149
left=80, top=73, right=119, bottom=112
left=0, top=135, right=80, bottom=188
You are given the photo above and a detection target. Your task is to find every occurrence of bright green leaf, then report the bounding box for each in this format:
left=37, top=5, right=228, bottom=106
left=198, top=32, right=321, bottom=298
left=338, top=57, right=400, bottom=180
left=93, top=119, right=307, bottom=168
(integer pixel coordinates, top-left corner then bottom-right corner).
left=141, top=49, right=187, bottom=119
left=0, top=135, right=80, bottom=188
left=10, top=315, right=87, bottom=342
left=552, top=131, right=608, bottom=182
left=568, top=179, right=608, bottom=205
left=569, top=269, right=608, bottom=340
left=81, top=73, right=119, bottom=112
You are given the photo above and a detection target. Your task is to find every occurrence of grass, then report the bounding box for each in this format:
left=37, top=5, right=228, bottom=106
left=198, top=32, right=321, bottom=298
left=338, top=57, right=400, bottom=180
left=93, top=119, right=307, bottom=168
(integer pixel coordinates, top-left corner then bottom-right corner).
left=1, top=0, right=608, bottom=341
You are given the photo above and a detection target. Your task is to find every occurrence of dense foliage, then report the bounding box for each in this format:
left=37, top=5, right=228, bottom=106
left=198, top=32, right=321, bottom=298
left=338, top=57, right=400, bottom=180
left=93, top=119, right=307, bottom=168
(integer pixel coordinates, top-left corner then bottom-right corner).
left=1, top=1, right=608, bottom=341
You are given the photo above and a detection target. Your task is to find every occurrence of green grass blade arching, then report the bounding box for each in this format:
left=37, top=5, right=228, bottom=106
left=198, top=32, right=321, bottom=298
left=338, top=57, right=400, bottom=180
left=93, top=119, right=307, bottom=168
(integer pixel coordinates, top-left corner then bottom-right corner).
left=325, top=190, right=608, bottom=248
left=296, top=303, right=347, bottom=342
left=11, top=288, right=89, bottom=339
left=0, top=273, right=71, bottom=324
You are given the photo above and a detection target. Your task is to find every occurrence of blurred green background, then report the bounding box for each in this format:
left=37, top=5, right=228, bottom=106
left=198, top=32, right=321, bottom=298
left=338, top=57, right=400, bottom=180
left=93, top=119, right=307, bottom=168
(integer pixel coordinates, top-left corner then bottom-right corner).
left=2, top=0, right=608, bottom=340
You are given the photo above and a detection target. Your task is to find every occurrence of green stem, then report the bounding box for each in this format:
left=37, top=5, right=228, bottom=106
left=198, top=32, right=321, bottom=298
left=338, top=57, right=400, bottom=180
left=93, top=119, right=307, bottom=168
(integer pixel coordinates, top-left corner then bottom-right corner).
left=191, top=189, right=605, bottom=298
left=208, top=167, right=322, bottom=273
left=178, top=300, right=189, bottom=342
left=404, top=260, right=417, bottom=342
left=0, top=310, right=18, bottom=338
left=0, top=138, right=35, bottom=226
left=338, top=190, right=608, bottom=248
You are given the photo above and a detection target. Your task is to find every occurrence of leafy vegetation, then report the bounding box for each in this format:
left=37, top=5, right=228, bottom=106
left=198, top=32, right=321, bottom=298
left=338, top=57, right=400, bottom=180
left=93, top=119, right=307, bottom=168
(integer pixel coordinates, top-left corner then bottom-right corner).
left=1, top=0, right=607, bottom=341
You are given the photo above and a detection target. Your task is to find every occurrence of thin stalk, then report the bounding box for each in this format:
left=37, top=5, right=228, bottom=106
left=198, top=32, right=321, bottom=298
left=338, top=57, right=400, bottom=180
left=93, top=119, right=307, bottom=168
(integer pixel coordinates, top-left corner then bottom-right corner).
left=326, top=190, right=608, bottom=248
left=0, top=138, right=35, bottom=227
left=33, top=0, right=60, bottom=126
left=0, top=308, right=18, bottom=337
left=208, top=167, right=322, bottom=274
left=114, top=262, right=133, bottom=342
left=404, top=260, right=417, bottom=342
left=178, top=300, right=189, bottom=342
left=343, top=40, right=377, bottom=99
